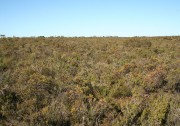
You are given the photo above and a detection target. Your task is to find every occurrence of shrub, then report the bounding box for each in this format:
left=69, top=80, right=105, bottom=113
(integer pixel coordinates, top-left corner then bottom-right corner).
left=144, top=67, right=167, bottom=92
left=41, top=100, right=71, bottom=126
left=0, top=36, right=179, bottom=125
left=28, top=73, right=57, bottom=95
left=17, top=72, right=58, bottom=122
left=124, top=38, right=152, bottom=48
left=166, top=94, right=180, bottom=125
left=166, top=69, right=180, bottom=93
left=41, top=67, right=56, bottom=78
left=146, top=94, right=170, bottom=126
left=0, top=87, right=19, bottom=119
left=110, top=83, right=132, bottom=98
left=0, top=57, right=7, bottom=72
left=93, top=85, right=109, bottom=97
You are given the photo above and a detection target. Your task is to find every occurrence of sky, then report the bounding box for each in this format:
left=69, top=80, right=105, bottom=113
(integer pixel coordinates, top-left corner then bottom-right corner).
left=0, top=0, right=180, bottom=37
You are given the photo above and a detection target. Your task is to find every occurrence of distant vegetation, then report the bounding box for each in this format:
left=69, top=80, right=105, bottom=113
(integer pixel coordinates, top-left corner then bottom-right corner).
left=0, top=36, right=179, bottom=125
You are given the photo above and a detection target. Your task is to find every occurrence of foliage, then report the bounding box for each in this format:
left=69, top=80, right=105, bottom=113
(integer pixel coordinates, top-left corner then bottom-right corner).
left=0, top=36, right=179, bottom=125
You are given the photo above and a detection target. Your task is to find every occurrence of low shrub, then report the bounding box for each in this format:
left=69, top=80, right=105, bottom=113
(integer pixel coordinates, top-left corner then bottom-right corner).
left=0, top=36, right=179, bottom=125
left=110, top=83, right=132, bottom=98
left=0, top=87, right=19, bottom=120
left=144, top=67, right=167, bottom=92
left=124, top=38, right=152, bottom=48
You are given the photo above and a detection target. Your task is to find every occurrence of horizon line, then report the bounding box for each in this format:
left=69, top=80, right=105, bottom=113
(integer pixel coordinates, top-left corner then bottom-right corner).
left=0, top=35, right=180, bottom=38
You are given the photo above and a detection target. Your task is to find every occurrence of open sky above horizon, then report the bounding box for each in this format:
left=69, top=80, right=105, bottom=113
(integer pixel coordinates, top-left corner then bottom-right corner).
left=0, top=0, right=180, bottom=37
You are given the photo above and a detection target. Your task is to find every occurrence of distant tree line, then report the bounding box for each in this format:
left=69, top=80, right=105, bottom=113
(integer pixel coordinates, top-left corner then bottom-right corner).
left=0, top=35, right=6, bottom=38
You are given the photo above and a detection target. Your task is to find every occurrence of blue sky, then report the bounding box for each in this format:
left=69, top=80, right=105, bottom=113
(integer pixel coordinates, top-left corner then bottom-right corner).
left=0, top=0, right=180, bottom=37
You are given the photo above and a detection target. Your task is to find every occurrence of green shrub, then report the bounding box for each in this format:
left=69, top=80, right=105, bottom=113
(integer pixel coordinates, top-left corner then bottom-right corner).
left=0, top=58, right=7, bottom=72
left=147, top=94, right=170, bottom=126
left=110, top=83, right=132, bottom=98
left=93, top=85, right=109, bottom=97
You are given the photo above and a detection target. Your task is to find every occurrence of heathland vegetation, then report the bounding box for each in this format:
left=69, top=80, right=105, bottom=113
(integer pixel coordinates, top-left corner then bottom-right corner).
left=0, top=36, right=179, bottom=125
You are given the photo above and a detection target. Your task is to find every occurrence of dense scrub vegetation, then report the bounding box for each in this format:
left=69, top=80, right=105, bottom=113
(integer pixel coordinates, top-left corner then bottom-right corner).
left=0, top=36, right=179, bottom=125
